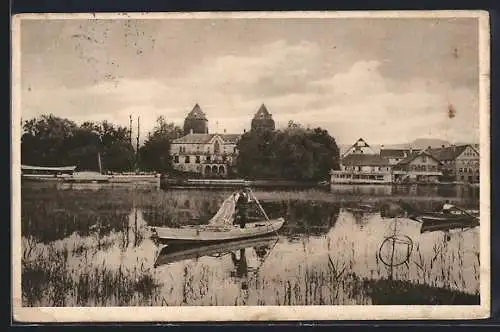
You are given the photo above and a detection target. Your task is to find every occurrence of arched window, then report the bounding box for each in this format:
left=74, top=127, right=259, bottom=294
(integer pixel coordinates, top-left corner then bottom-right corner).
left=214, top=140, right=220, bottom=154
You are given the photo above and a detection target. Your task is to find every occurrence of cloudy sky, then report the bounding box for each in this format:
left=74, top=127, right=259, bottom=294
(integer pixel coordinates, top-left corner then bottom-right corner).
left=20, top=16, right=480, bottom=145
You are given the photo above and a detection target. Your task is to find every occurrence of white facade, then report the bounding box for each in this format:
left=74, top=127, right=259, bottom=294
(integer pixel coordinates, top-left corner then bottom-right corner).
left=170, top=133, right=240, bottom=177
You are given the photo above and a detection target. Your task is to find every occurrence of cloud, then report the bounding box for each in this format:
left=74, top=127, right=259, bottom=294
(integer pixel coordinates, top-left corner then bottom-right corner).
left=21, top=34, right=479, bottom=145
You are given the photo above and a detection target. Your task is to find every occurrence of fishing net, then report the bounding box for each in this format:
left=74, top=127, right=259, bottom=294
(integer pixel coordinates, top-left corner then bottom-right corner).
left=209, top=192, right=240, bottom=227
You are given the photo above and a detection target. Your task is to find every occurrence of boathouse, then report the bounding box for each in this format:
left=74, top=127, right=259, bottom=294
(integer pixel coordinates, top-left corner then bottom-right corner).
left=330, top=154, right=392, bottom=184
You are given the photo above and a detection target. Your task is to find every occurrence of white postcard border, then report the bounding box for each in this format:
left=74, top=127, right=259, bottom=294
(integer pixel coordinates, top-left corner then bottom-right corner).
left=11, top=10, right=491, bottom=322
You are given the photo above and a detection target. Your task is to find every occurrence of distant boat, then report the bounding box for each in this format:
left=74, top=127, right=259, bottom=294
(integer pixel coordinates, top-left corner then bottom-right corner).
left=21, top=165, right=76, bottom=182
left=398, top=200, right=480, bottom=233
left=63, top=171, right=111, bottom=183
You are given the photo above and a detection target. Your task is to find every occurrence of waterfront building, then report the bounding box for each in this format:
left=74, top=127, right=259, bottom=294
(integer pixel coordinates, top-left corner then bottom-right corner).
left=330, top=154, right=392, bottom=184
left=427, top=144, right=479, bottom=183
left=251, top=104, right=276, bottom=132
left=171, top=104, right=241, bottom=178
left=380, top=146, right=422, bottom=165
left=342, top=138, right=376, bottom=158
left=392, top=150, right=442, bottom=183
left=171, top=132, right=240, bottom=177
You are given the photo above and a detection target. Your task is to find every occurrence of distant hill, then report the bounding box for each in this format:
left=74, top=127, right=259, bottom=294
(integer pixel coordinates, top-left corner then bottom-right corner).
left=408, top=138, right=451, bottom=150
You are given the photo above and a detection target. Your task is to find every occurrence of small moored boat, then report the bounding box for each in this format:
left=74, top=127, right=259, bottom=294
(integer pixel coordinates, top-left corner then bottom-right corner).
left=395, top=200, right=479, bottom=233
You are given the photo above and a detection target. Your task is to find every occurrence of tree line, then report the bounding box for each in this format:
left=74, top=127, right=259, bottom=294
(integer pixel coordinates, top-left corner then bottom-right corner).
left=21, top=114, right=183, bottom=173
left=21, top=115, right=340, bottom=180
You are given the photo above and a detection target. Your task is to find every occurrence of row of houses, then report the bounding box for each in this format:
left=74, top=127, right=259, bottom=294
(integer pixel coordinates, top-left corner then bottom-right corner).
left=330, top=138, right=480, bottom=184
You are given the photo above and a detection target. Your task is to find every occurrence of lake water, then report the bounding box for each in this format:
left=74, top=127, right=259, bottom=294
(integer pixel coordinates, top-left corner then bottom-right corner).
left=20, top=182, right=480, bottom=306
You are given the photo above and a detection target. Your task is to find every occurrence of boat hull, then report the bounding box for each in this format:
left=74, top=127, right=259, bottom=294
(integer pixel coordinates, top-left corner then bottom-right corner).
left=150, top=218, right=285, bottom=245
left=418, top=214, right=479, bottom=233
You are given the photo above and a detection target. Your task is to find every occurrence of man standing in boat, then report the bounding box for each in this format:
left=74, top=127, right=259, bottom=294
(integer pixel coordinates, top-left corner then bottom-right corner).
left=235, top=188, right=251, bottom=228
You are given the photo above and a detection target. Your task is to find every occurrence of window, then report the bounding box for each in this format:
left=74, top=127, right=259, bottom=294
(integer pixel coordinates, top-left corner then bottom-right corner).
left=421, top=155, right=427, bottom=163
left=214, top=140, right=221, bottom=154
left=196, top=156, right=201, bottom=164
left=185, top=156, right=190, bottom=163
left=459, top=168, right=463, bottom=172
left=174, top=155, right=179, bottom=163
left=206, top=156, right=211, bottom=163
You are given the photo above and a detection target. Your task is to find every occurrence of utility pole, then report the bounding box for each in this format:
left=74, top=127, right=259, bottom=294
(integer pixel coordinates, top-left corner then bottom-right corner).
left=129, top=115, right=133, bottom=146
left=136, top=116, right=140, bottom=170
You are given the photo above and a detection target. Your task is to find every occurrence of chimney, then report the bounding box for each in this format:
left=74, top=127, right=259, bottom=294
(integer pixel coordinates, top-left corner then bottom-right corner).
left=441, top=144, right=445, bottom=148
left=189, top=128, right=193, bottom=134
left=243, top=129, right=246, bottom=133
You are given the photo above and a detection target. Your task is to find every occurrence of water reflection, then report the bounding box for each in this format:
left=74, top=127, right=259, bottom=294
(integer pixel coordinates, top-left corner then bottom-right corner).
left=20, top=184, right=480, bottom=306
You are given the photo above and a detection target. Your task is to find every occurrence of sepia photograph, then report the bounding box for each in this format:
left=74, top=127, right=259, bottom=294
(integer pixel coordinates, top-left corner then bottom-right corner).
left=11, top=11, right=490, bottom=322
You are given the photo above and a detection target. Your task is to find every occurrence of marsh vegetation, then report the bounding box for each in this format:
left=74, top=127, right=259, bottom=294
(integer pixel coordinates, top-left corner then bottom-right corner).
left=21, top=183, right=480, bottom=306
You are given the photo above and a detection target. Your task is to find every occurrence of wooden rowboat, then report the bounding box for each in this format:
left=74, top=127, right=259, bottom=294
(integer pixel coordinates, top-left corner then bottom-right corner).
left=409, top=212, right=479, bottom=233
left=154, top=235, right=279, bottom=267
left=150, top=218, right=285, bottom=245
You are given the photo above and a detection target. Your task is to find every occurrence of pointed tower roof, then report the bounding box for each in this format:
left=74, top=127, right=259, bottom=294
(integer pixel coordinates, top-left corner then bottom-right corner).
left=254, top=104, right=271, bottom=118
left=186, top=103, right=207, bottom=120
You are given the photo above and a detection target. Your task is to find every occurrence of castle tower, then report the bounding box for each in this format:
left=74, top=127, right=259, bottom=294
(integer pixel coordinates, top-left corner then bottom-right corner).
left=251, top=104, right=275, bottom=132
left=183, top=103, right=208, bottom=135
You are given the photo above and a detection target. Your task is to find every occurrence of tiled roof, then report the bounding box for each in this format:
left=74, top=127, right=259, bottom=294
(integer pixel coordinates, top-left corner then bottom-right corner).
left=172, top=133, right=241, bottom=144
left=427, top=145, right=469, bottom=161
left=254, top=104, right=271, bottom=119
left=395, top=151, right=441, bottom=166
left=185, top=104, right=207, bottom=120
left=380, top=149, right=420, bottom=158
left=341, top=154, right=390, bottom=166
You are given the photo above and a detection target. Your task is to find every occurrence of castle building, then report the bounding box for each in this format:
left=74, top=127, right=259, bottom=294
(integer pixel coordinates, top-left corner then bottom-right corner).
left=171, top=104, right=241, bottom=178
left=251, top=104, right=275, bottom=132
left=183, top=103, right=208, bottom=135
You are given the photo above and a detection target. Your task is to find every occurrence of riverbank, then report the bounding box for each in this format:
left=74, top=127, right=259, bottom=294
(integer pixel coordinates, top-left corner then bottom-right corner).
left=22, top=172, right=161, bottom=184
left=160, top=178, right=326, bottom=190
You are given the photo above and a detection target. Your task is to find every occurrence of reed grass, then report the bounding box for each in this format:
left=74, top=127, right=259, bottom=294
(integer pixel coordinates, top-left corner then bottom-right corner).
left=21, top=184, right=480, bottom=306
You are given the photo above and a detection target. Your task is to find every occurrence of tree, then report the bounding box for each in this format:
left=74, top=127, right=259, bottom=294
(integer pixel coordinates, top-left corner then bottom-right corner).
left=21, top=114, right=78, bottom=166
left=139, top=116, right=183, bottom=172
left=236, top=121, right=340, bottom=181
left=21, top=115, right=135, bottom=172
